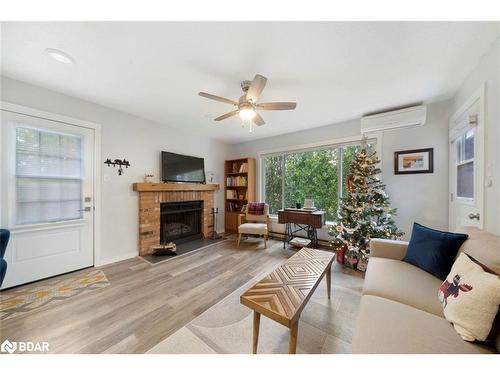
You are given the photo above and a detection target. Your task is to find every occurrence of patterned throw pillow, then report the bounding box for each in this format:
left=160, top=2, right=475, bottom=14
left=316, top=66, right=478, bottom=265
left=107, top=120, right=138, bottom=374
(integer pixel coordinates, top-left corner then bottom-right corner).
left=438, top=253, right=500, bottom=342
left=247, top=202, right=265, bottom=215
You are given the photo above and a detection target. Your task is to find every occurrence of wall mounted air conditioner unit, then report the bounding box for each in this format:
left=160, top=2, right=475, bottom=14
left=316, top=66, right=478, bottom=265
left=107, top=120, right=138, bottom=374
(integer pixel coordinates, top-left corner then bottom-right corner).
left=361, top=105, right=427, bottom=133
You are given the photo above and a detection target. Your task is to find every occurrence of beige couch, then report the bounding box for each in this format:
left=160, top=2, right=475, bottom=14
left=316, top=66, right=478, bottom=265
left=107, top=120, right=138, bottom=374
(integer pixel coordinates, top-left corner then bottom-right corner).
left=352, top=227, right=499, bottom=354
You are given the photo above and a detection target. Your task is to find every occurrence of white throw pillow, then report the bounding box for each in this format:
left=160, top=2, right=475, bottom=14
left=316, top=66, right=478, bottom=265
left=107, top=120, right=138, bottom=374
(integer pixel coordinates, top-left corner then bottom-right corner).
left=438, top=252, right=500, bottom=342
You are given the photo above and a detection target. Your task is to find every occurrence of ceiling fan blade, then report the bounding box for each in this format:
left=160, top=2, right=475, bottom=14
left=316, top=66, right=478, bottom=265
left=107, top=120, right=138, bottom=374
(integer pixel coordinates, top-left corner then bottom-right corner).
left=257, top=102, right=297, bottom=111
left=246, top=74, right=267, bottom=102
left=253, top=113, right=265, bottom=126
left=198, top=92, right=237, bottom=106
left=214, top=110, right=239, bottom=121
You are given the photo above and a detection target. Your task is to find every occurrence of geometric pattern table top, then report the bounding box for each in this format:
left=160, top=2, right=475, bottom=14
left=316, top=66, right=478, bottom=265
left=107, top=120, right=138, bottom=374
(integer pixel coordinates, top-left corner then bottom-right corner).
left=240, top=247, right=335, bottom=327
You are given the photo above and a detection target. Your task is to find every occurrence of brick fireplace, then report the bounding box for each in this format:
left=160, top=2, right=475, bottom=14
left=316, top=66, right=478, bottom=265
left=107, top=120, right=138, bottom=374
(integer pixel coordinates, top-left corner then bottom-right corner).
left=133, top=183, right=220, bottom=256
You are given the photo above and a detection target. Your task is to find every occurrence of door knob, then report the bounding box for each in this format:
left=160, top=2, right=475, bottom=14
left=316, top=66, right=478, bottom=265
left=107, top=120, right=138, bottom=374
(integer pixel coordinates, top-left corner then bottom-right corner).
left=78, top=207, right=91, bottom=212
left=468, top=213, right=480, bottom=220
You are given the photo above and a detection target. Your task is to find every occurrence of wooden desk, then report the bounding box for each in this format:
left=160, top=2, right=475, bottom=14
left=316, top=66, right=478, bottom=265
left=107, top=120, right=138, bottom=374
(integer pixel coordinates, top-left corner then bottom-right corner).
left=240, top=247, right=335, bottom=354
left=278, top=209, right=326, bottom=248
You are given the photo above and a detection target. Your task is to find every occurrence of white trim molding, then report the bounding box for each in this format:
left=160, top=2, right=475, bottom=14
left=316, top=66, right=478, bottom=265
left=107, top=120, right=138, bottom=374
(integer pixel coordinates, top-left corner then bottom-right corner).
left=258, top=133, right=382, bottom=157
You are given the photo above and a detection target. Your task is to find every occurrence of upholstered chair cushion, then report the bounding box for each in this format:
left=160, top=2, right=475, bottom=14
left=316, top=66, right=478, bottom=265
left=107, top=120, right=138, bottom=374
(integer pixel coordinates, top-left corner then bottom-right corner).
left=0, top=229, right=10, bottom=287
left=0, top=229, right=9, bottom=259
left=239, top=223, right=268, bottom=235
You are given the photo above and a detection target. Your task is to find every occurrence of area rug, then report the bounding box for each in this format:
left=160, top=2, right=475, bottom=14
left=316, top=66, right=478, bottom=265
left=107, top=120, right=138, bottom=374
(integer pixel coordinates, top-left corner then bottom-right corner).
left=148, top=263, right=363, bottom=354
left=0, top=270, right=109, bottom=320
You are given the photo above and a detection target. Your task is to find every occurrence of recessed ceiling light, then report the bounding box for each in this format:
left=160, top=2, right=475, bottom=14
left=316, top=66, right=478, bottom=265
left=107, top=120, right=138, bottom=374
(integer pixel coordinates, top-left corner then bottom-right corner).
left=45, top=48, right=74, bottom=64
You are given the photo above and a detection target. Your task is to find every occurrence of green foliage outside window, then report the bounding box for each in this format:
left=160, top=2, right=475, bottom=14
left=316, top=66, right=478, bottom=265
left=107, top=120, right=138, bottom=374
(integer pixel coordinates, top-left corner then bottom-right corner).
left=263, top=155, right=283, bottom=215
left=284, top=149, right=338, bottom=221
left=262, top=142, right=375, bottom=222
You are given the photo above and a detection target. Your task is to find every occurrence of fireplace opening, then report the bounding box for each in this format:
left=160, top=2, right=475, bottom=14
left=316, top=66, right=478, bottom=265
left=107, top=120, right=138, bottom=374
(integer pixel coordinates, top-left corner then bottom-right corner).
left=160, top=200, right=203, bottom=244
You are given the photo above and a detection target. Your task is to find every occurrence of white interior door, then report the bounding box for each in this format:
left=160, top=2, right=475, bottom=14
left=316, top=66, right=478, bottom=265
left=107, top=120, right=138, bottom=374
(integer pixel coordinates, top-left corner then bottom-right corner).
left=1, top=110, right=95, bottom=289
left=449, top=94, right=484, bottom=231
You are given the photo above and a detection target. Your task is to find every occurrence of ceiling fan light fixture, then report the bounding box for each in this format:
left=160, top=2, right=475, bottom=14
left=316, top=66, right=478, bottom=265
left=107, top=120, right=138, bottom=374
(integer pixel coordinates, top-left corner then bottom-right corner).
left=239, top=108, right=256, bottom=120
left=199, top=74, right=296, bottom=127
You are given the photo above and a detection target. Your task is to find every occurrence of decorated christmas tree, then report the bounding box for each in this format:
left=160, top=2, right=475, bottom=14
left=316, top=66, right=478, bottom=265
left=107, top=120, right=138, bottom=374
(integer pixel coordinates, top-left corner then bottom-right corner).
left=329, top=145, right=403, bottom=268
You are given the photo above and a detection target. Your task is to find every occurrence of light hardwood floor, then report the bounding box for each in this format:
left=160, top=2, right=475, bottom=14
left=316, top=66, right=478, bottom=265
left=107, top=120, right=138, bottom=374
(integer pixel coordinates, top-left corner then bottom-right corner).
left=0, top=238, right=300, bottom=353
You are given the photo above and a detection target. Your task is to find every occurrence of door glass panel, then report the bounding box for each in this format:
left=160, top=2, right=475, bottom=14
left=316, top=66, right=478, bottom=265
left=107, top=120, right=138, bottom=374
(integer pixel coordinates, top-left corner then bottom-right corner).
left=456, top=129, right=474, bottom=164
left=464, top=130, right=474, bottom=161
left=15, top=126, right=83, bottom=224
left=457, top=161, right=474, bottom=198
left=455, top=128, right=475, bottom=200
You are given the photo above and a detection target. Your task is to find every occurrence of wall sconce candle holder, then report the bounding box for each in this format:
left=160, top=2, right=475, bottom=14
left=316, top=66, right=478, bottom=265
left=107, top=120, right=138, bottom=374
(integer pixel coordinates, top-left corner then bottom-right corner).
left=104, top=158, right=131, bottom=175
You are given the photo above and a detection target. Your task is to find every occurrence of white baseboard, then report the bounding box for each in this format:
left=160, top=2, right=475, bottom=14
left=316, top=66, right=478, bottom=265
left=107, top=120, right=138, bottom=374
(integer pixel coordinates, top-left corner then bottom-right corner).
left=96, top=251, right=137, bottom=267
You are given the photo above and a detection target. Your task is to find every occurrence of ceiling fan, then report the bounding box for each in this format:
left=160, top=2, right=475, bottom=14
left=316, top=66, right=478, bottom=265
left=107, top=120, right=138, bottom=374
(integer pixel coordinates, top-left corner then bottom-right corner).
left=198, top=74, right=296, bottom=126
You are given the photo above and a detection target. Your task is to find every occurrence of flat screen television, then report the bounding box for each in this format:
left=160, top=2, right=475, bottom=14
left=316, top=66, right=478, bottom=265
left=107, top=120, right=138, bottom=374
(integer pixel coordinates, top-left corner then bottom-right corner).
left=161, top=151, right=206, bottom=183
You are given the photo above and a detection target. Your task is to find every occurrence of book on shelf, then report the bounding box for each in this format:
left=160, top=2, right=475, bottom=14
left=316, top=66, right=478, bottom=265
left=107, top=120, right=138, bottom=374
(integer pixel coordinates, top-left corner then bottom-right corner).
left=239, top=163, right=248, bottom=173
left=226, top=190, right=236, bottom=199
left=226, top=201, right=242, bottom=212
left=226, top=175, right=248, bottom=187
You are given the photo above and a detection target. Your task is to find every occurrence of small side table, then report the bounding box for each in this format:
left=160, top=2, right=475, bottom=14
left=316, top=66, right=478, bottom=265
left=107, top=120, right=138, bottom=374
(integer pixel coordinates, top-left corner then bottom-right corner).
left=277, top=209, right=326, bottom=248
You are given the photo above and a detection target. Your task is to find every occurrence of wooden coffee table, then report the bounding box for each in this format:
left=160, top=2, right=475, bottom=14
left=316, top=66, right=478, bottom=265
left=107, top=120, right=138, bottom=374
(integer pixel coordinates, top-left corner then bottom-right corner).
left=240, top=247, right=335, bottom=354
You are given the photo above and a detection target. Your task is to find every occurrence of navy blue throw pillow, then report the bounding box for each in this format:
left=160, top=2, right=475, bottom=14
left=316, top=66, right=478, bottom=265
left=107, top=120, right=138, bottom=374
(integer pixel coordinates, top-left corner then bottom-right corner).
left=404, top=223, right=468, bottom=280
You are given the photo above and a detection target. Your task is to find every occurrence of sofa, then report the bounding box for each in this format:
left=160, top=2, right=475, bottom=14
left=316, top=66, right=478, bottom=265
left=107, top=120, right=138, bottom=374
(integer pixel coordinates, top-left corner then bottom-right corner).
left=352, top=227, right=499, bottom=354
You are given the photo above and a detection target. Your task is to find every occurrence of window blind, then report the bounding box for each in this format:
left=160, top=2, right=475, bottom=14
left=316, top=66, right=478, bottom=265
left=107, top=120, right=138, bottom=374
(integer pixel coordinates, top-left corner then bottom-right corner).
left=16, top=126, right=83, bottom=225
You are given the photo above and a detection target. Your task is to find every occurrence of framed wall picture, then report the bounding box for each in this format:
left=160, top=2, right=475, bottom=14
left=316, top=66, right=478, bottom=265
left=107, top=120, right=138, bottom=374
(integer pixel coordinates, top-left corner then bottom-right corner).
left=394, top=148, right=434, bottom=174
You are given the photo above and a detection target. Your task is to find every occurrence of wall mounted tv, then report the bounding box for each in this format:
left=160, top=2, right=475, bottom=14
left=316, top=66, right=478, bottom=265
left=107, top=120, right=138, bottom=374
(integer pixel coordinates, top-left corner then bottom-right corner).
left=161, top=151, right=206, bottom=183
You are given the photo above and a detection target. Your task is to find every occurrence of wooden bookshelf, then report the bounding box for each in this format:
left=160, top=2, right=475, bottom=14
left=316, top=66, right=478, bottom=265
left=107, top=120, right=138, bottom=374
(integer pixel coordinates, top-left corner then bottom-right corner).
left=224, top=157, right=256, bottom=233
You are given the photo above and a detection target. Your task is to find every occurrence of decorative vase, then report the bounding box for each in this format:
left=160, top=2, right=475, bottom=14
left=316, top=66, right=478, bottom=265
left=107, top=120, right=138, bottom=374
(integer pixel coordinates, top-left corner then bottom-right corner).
left=144, top=174, right=154, bottom=183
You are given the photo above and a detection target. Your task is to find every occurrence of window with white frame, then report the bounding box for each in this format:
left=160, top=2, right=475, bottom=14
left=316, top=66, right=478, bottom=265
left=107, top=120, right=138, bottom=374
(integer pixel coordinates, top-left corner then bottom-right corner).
left=15, top=126, right=83, bottom=225
left=261, top=140, right=376, bottom=221
left=455, top=129, right=475, bottom=199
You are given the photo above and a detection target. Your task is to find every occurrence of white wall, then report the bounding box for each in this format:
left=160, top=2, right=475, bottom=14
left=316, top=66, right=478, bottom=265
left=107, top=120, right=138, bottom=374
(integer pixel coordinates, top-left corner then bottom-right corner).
left=451, top=37, right=500, bottom=236
left=228, top=100, right=451, bottom=241
left=1, top=76, right=229, bottom=265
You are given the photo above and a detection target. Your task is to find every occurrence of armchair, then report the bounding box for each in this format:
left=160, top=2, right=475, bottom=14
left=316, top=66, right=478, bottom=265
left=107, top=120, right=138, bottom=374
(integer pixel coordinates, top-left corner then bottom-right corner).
left=237, top=203, right=269, bottom=249
left=0, top=229, right=10, bottom=288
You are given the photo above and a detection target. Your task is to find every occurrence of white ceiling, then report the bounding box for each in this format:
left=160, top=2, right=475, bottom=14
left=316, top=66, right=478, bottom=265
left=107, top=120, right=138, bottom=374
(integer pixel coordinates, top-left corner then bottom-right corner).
left=2, top=22, right=500, bottom=143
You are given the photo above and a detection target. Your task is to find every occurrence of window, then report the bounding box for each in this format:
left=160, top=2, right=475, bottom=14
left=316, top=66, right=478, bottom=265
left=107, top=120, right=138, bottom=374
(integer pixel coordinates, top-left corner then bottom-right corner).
left=16, top=127, right=83, bottom=225
left=455, top=129, right=475, bottom=199
left=262, top=140, right=375, bottom=221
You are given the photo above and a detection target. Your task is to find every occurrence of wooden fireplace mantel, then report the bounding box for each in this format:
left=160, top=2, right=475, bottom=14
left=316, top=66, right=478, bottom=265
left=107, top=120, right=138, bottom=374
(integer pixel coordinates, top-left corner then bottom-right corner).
left=133, top=182, right=220, bottom=192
